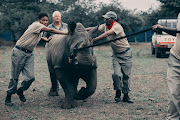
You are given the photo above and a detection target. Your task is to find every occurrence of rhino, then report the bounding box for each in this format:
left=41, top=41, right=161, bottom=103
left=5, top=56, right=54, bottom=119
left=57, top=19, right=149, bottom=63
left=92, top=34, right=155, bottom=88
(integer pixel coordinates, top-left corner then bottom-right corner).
left=45, top=21, right=98, bottom=109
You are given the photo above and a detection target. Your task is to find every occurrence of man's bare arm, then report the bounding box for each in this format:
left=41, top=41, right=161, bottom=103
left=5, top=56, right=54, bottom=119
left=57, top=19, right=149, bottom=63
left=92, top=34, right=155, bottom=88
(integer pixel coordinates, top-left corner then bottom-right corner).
left=41, top=27, right=68, bottom=35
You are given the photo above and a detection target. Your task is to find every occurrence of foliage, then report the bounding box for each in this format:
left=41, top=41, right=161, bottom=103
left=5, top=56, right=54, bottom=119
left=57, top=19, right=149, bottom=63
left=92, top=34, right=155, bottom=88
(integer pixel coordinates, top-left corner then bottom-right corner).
left=157, top=0, right=180, bottom=17
left=95, top=3, right=145, bottom=32
left=0, top=0, right=149, bottom=41
left=0, top=1, right=41, bottom=41
left=142, top=0, right=180, bottom=27
left=0, top=44, right=169, bottom=120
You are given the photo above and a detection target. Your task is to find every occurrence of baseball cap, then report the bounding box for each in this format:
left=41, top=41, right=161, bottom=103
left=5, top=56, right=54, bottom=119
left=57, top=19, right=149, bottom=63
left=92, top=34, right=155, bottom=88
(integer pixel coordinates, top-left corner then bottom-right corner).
left=102, top=11, right=117, bottom=20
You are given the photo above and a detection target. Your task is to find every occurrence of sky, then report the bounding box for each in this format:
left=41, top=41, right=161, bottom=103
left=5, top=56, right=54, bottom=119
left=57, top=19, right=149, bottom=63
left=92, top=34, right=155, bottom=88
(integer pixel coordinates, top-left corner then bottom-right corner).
left=95, top=0, right=161, bottom=12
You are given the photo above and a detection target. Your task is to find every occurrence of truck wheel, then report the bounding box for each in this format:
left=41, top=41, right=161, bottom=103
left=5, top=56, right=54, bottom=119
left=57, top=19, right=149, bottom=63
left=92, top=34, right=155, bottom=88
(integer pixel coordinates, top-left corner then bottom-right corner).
left=151, top=42, right=155, bottom=55
left=155, top=47, right=161, bottom=58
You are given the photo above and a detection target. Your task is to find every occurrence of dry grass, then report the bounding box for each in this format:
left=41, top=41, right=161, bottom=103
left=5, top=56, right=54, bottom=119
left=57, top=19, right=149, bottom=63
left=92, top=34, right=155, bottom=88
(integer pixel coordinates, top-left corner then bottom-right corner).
left=0, top=43, right=169, bottom=120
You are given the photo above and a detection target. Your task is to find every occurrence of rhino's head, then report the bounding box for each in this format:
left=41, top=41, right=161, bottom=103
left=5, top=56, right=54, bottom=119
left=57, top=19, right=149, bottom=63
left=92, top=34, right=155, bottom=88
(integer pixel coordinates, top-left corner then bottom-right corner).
left=68, top=21, right=97, bottom=69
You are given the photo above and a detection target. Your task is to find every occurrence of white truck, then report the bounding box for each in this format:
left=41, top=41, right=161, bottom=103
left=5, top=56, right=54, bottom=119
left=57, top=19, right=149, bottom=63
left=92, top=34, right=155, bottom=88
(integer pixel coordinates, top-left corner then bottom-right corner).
left=151, top=19, right=177, bottom=58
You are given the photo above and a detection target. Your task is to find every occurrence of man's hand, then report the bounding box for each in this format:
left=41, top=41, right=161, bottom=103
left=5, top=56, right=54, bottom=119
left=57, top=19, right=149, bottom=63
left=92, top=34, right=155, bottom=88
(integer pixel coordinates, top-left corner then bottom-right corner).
left=91, top=38, right=96, bottom=44
left=152, top=24, right=163, bottom=30
left=48, top=36, right=53, bottom=42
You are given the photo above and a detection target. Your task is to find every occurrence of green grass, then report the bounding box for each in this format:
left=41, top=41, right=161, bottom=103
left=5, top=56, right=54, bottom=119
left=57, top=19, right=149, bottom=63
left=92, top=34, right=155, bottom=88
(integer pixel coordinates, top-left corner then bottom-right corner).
left=0, top=43, right=169, bottom=120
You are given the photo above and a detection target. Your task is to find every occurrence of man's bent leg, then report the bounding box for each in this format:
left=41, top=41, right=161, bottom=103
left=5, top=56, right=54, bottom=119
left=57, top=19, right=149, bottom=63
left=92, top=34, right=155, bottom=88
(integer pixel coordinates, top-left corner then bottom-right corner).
left=17, top=53, right=35, bottom=102
left=5, top=48, right=26, bottom=106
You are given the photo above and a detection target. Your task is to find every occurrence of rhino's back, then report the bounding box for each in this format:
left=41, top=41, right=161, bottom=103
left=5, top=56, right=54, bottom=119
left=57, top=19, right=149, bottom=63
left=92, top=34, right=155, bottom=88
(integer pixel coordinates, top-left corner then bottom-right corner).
left=47, top=34, right=67, bottom=48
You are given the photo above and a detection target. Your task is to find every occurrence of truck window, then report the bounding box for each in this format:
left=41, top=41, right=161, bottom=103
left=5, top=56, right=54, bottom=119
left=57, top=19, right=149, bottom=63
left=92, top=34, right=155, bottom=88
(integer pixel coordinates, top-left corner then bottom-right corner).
left=167, top=23, right=171, bottom=28
left=172, top=23, right=177, bottom=28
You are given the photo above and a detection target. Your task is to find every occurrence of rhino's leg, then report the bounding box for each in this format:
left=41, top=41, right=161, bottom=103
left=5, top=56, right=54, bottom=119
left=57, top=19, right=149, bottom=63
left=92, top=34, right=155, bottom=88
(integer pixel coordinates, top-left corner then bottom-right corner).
left=46, top=59, right=59, bottom=96
left=75, top=69, right=97, bottom=100
left=55, top=69, right=78, bottom=109
left=48, top=71, right=59, bottom=96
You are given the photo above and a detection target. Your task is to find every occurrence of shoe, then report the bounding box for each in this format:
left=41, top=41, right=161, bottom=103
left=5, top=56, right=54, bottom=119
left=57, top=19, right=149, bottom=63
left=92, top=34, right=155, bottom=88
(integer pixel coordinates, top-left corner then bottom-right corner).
left=17, top=88, right=26, bottom=102
left=5, top=94, right=13, bottom=106
left=115, top=90, right=121, bottom=102
left=122, top=93, right=133, bottom=103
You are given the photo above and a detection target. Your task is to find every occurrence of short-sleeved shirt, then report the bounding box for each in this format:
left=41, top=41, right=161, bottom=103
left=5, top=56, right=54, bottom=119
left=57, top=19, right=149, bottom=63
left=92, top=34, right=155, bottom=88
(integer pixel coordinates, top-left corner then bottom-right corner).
left=43, top=22, right=68, bottom=38
left=98, top=22, right=130, bottom=53
left=16, top=21, right=45, bottom=51
left=171, top=13, right=180, bottom=59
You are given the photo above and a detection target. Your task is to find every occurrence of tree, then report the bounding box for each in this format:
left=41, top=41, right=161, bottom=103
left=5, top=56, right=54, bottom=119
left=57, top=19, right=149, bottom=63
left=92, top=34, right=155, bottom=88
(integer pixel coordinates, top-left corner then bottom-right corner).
left=95, top=2, right=145, bottom=33
left=157, top=0, right=180, bottom=17
left=0, top=0, right=146, bottom=42
left=0, top=1, right=42, bottom=41
left=0, top=0, right=59, bottom=41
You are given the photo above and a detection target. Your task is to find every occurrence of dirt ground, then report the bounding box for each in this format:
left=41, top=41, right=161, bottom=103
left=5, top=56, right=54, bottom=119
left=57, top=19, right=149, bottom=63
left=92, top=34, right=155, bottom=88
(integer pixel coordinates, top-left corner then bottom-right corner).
left=0, top=43, right=169, bottom=120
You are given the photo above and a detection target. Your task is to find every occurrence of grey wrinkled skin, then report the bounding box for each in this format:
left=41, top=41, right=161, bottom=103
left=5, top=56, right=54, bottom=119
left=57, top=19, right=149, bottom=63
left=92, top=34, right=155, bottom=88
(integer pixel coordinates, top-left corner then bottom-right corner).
left=46, top=22, right=98, bottom=109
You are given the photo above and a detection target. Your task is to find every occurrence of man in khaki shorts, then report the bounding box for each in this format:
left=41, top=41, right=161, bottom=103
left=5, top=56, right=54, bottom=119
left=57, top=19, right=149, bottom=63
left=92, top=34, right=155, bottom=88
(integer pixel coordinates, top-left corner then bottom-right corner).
left=5, top=13, right=68, bottom=106
left=153, top=13, right=180, bottom=120
left=86, top=11, right=133, bottom=103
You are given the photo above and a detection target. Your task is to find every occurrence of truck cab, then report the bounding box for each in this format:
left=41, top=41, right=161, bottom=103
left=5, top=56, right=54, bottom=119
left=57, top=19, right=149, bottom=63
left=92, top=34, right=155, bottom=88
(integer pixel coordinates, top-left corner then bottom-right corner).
left=151, top=19, right=177, bottom=58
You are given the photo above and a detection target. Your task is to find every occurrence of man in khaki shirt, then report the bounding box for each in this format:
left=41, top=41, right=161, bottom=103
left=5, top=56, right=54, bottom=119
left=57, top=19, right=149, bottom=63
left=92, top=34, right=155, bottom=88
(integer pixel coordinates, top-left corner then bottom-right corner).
left=153, top=13, right=180, bottom=120
left=86, top=11, right=133, bottom=103
left=5, top=13, right=68, bottom=106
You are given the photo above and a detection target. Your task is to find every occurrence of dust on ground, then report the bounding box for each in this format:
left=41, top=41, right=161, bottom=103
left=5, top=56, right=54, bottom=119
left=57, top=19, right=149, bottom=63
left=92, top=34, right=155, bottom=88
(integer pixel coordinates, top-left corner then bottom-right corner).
left=0, top=43, right=169, bottom=120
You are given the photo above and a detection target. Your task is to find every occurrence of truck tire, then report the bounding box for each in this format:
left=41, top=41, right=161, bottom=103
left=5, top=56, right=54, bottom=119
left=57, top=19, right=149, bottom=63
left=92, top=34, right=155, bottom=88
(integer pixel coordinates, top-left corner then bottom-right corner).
left=151, top=42, right=155, bottom=55
left=155, top=47, right=161, bottom=58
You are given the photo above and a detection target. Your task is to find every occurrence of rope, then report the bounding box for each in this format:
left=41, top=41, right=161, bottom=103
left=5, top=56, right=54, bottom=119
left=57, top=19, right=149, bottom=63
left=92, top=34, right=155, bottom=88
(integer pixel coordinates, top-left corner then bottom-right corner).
left=78, top=27, right=152, bottom=51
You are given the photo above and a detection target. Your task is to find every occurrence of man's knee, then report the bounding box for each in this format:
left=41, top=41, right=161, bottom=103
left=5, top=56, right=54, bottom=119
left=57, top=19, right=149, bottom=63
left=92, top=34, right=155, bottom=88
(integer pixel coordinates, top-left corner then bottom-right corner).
left=20, top=78, right=35, bottom=91
left=29, top=78, right=35, bottom=82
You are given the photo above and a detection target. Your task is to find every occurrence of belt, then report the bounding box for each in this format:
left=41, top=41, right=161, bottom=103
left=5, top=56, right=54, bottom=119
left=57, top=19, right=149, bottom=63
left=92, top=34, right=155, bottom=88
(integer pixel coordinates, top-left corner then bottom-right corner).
left=15, top=46, right=32, bottom=53
left=119, top=48, right=130, bottom=54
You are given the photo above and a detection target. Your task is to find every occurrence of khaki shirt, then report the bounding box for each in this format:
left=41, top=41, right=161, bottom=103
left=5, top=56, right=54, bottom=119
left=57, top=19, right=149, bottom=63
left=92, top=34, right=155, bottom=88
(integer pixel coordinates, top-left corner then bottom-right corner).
left=98, top=22, right=130, bottom=53
left=171, top=13, right=180, bottom=59
left=16, top=21, right=45, bottom=51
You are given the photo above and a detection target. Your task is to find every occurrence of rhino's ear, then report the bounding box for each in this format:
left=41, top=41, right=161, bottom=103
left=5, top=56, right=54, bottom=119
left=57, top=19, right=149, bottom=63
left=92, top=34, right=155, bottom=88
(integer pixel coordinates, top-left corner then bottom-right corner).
left=89, top=24, right=99, bottom=35
left=89, top=24, right=99, bottom=38
left=68, top=20, right=76, bottom=35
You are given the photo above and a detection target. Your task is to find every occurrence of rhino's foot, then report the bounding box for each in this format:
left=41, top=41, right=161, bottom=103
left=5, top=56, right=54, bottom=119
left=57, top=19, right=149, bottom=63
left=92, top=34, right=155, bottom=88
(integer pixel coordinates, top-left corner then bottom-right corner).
left=74, top=87, right=88, bottom=100
left=48, top=91, right=59, bottom=96
left=61, top=100, right=77, bottom=109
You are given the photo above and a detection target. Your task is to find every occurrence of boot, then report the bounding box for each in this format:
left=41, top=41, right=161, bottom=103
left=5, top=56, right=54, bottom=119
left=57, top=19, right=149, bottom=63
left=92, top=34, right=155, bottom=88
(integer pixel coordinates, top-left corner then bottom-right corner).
left=122, top=93, right=133, bottom=103
left=115, top=90, right=121, bottom=102
left=5, top=94, right=13, bottom=106
left=17, top=88, right=26, bottom=102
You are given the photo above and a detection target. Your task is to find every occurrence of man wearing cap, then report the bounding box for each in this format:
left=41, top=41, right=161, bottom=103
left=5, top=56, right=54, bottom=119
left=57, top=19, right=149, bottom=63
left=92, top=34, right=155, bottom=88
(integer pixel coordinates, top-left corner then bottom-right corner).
left=86, top=11, right=133, bottom=103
